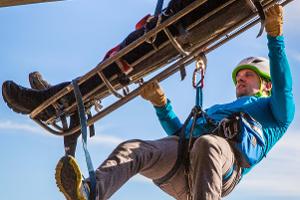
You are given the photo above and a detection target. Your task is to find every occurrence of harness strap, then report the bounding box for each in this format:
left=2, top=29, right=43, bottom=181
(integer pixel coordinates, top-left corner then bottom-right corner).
left=154, top=105, right=234, bottom=191
left=144, top=0, right=165, bottom=44
left=223, top=164, right=235, bottom=182
left=154, top=0, right=164, bottom=16
left=153, top=108, right=194, bottom=185
left=254, top=0, right=266, bottom=38
left=87, top=110, right=95, bottom=137
left=246, top=0, right=266, bottom=37
left=72, top=79, right=97, bottom=200
left=179, top=64, right=187, bottom=81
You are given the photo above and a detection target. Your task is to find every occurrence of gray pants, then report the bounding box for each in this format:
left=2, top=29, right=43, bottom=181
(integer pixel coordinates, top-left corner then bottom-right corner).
left=95, top=134, right=242, bottom=200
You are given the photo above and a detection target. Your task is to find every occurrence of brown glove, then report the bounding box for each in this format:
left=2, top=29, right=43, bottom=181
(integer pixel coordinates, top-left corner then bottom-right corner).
left=140, top=80, right=167, bottom=107
left=265, top=4, right=283, bottom=37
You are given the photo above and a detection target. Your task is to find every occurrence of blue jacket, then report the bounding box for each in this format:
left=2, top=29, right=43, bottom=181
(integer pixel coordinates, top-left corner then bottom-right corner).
left=154, top=35, right=295, bottom=175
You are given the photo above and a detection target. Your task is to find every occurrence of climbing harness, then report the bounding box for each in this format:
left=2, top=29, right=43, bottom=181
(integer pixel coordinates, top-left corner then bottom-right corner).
left=215, top=112, right=267, bottom=168
left=154, top=54, right=211, bottom=199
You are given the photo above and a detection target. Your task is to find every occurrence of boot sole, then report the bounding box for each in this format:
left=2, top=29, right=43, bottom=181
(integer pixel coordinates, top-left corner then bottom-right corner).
left=2, top=82, right=31, bottom=114
left=55, top=155, right=87, bottom=200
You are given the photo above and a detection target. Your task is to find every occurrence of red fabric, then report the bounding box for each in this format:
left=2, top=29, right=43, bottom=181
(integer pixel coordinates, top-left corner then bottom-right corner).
left=119, top=59, right=131, bottom=73
left=103, top=44, right=132, bottom=74
left=103, top=44, right=121, bottom=60
left=135, top=14, right=151, bottom=30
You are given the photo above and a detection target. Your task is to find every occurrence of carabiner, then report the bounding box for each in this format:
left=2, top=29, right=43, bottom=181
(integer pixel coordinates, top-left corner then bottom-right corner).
left=192, top=56, right=206, bottom=88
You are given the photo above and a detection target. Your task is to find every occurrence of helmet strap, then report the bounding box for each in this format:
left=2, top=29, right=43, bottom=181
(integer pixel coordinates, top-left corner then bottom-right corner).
left=255, top=77, right=271, bottom=97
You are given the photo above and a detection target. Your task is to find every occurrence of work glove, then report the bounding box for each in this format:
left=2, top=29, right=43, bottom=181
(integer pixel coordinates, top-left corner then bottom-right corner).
left=140, top=80, right=167, bottom=107
left=265, top=4, right=283, bottom=37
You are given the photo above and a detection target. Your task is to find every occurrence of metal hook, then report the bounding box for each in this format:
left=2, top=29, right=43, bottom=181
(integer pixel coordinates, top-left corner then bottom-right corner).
left=192, top=54, right=207, bottom=88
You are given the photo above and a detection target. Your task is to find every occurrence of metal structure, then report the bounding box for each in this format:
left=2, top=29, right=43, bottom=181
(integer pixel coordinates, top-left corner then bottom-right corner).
left=5, top=0, right=293, bottom=136
left=0, top=0, right=63, bottom=7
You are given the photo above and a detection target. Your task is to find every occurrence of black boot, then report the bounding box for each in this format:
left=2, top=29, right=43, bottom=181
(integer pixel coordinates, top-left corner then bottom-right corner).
left=2, top=80, right=70, bottom=118
left=29, top=71, right=52, bottom=90
left=3, top=72, right=108, bottom=121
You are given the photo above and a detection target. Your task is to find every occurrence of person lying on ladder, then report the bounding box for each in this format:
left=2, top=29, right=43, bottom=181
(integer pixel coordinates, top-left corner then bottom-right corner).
left=3, top=4, right=295, bottom=200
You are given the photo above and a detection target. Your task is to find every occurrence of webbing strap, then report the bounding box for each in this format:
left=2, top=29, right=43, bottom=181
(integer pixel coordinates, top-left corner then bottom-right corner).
left=153, top=107, right=195, bottom=185
left=195, top=86, right=203, bottom=107
left=154, top=0, right=164, bottom=16
left=72, top=79, right=97, bottom=200
left=223, top=165, right=235, bottom=182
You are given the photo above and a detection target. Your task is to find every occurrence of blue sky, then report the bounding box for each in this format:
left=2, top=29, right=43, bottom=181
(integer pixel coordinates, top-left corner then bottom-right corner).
left=0, top=0, right=299, bottom=200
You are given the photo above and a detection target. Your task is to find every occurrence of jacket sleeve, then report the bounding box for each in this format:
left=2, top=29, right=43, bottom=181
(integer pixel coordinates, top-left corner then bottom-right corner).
left=268, top=35, right=295, bottom=126
left=154, top=99, right=182, bottom=135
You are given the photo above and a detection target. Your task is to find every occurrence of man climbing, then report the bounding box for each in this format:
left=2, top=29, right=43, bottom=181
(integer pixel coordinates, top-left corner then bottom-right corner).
left=2, top=4, right=295, bottom=200
left=53, top=4, right=293, bottom=200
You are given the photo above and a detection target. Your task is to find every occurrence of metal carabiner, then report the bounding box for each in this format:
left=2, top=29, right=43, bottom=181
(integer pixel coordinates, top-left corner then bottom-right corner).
left=192, top=55, right=207, bottom=89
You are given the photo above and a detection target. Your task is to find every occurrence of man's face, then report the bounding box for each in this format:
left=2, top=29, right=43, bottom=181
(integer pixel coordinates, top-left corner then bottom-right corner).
left=235, top=69, right=261, bottom=98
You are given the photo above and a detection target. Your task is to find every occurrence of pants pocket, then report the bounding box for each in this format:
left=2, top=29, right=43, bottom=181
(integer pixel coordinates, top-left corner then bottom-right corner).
left=153, top=165, right=188, bottom=200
